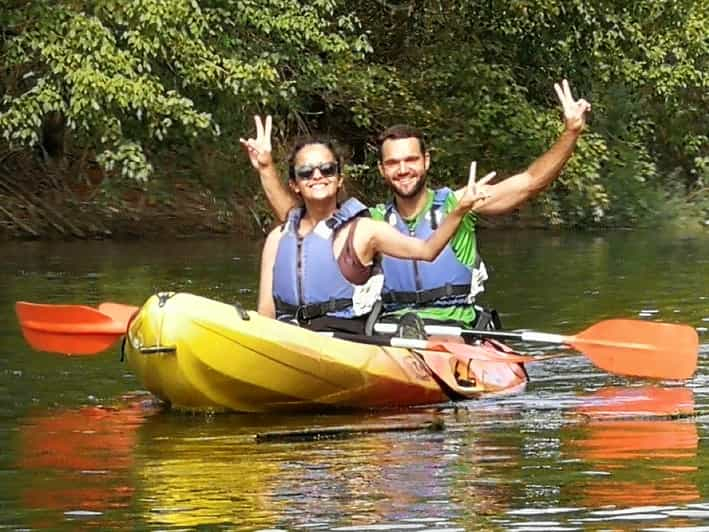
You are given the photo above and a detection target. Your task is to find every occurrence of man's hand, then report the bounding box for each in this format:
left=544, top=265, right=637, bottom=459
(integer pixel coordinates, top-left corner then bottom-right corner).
left=554, top=79, right=591, bottom=134
left=456, top=161, right=495, bottom=213
left=239, top=115, right=273, bottom=170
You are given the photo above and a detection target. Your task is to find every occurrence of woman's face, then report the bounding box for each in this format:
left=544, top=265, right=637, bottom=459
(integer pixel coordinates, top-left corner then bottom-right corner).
left=290, top=144, right=343, bottom=203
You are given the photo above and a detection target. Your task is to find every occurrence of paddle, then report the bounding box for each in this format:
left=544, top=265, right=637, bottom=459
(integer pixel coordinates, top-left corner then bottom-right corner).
left=97, top=302, right=139, bottom=324
left=15, top=301, right=133, bottom=355
left=16, top=300, right=698, bottom=380
left=375, top=319, right=699, bottom=380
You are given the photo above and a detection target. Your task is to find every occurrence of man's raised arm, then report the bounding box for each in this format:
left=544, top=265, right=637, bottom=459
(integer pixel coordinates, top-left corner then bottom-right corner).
left=240, top=115, right=298, bottom=222
left=463, top=79, right=591, bottom=216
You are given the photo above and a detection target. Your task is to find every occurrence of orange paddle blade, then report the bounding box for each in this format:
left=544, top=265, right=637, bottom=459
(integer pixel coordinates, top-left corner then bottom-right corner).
left=569, top=319, right=698, bottom=380
left=16, top=302, right=127, bottom=355
left=97, top=302, right=139, bottom=325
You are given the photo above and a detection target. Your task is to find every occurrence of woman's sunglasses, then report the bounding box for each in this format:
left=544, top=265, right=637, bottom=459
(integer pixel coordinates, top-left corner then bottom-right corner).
left=293, top=161, right=339, bottom=181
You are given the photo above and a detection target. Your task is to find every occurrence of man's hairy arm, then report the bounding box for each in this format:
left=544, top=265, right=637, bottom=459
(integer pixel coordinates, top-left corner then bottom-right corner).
left=456, top=79, right=591, bottom=217
left=474, top=128, right=581, bottom=216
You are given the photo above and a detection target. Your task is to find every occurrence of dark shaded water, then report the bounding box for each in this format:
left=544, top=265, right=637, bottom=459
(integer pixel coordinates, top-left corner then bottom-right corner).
left=1, top=228, right=708, bottom=530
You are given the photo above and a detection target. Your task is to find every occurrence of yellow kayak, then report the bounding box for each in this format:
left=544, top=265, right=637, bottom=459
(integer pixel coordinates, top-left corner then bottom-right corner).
left=122, top=293, right=528, bottom=412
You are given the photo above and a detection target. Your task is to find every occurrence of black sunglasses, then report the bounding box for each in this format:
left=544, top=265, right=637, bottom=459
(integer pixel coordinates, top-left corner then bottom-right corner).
left=293, top=161, right=339, bottom=180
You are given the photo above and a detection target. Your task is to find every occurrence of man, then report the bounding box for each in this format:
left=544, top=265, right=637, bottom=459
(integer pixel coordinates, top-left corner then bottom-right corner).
left=241, top=79, right=590, bottom=329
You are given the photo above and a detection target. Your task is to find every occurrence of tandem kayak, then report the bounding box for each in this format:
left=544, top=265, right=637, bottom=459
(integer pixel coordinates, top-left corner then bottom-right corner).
left=122, top=292, right=529, bottom=412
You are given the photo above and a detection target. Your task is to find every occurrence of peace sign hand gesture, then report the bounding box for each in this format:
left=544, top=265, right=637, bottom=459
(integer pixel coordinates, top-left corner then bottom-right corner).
left=456, top=161, right=496, bottom=213
left=240, top=115, right=273, bottom=170
left=554, top=79, right=591, bottom=134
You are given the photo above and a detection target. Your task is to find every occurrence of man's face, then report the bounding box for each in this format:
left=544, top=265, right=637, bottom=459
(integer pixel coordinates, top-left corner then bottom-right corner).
left=378, top=137, right=430, bottom=199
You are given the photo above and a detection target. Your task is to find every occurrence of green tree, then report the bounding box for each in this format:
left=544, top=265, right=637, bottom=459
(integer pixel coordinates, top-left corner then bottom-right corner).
left=1, top=0, right=374, bottom=182
left=2, top=0, right=706, bottom=231
left=349, top=0, right=708, bottom=226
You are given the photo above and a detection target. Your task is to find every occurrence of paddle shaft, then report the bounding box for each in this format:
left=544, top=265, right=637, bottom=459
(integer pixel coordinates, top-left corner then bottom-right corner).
left=374, top=323, right=651, bottom=350
left=375, top=322, right=556, bottom=341
left=328, top=331, right=556, bottom=365
left=328, top=331, right=444, bottom=351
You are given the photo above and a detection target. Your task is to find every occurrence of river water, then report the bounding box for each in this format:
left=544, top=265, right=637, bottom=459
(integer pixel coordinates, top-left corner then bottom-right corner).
left=1, top=228, right=708, bottom=530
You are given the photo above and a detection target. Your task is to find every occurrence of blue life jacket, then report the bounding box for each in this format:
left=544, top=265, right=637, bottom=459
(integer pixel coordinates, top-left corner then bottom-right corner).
left=381, top=187, right=481, bottom=310
left=273, top=198, right=370, bottom=321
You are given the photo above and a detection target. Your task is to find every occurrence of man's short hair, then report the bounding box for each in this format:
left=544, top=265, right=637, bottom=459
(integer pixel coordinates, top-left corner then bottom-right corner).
left=376, top=124, right=426, bottom=161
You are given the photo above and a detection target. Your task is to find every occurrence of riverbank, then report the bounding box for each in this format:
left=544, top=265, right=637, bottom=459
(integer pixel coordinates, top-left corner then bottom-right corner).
left=2, top=148, right=706, bottom=241
left=0, top=183, right=549, bottom=241
left=0, top=146, right=272, bottom=241
left=3, top=182, right=707, bottom=241
left=0, top=183, right=268, bottom=241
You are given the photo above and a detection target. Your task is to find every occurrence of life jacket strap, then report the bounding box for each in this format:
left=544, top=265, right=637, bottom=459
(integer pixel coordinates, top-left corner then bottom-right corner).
left=381, top=283, right=470, bottom=305
left=275, top=297, right=353, bottom=321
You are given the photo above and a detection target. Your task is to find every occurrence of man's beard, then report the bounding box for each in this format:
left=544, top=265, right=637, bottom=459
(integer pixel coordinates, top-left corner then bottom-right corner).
left=390, top=174, right=427, bottom=199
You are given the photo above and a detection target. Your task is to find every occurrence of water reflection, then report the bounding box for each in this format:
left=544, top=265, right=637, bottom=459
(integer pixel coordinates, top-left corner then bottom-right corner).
left=445, top=407, right=524, bottom=528
left=565, top=386, right=699, bottom=508
left=134, top=411, right=448, bottom=529
left=16, top=396, right=152, bottom=528
left=11, top=383, right=707, bottom=530
left=4, top=231, right=708, bottom=530
left=127, top=408, right=524, bottom=529
left=135, top=414, right=285, bottom=528
left=14, top=384, right=705, bottom=530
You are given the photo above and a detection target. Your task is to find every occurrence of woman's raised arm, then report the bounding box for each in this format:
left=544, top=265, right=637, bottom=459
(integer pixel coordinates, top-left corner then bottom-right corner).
left=355, top=164, right=495, bottom=265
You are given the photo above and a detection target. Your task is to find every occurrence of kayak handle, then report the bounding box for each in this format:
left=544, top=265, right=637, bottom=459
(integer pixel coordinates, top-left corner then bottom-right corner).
left=139, top=345, right=177, bottom=355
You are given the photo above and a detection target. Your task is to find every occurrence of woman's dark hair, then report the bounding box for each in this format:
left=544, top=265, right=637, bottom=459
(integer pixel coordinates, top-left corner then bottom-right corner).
left=287, top=136, right=342, bottom=180
left=376, top=124, right=426, bottom=161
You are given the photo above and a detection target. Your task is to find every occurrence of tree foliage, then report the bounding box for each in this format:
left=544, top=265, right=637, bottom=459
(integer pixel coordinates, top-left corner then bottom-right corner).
left=347, top=0, right=708, bottom=226
left=1, top=0, right=371, bottom=181
left=1, top=0, right=707, bottom=228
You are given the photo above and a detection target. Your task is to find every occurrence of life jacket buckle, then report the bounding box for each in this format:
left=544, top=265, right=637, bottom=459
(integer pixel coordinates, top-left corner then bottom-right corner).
left=295, top=305, right=311, bottom=323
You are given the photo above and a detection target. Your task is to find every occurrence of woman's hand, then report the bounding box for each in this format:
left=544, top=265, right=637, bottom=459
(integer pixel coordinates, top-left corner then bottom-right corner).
left=455, top=161, right=495, bottom=213
left=240, top=115, right=273, bottom=170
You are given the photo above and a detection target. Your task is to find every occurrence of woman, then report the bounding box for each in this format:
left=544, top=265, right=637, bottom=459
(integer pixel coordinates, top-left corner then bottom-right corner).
left=243, top=125, right=494, bottom=334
